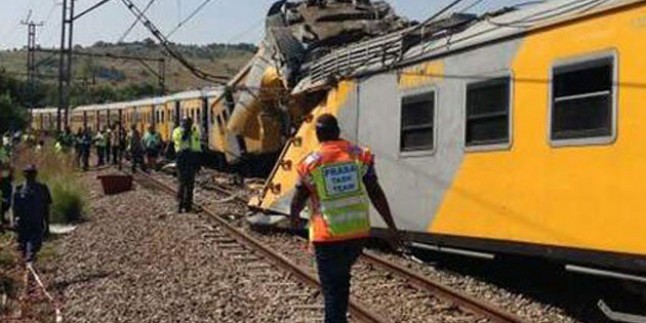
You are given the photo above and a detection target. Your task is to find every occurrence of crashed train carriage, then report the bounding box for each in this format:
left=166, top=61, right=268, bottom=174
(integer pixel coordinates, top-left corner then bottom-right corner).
left=254, top=0, right=646, bottom=276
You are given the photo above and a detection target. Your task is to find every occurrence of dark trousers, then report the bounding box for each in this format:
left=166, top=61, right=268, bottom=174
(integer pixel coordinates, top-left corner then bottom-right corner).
left=81, top=147, right=90, bottom=171
left=177, top=172, right=195, bottom=211
left=1, top=179, right=10, bottom=225
left=17, top=227, right=43, bottom=262
left=112, top=146, right=121, bottom=166
left=314, top=239, right=365, bottom=323
left=131, top=152, right=145, bottom=173
left=96, top=146, right=106, bottom=166
left=75, top=147, right=82, bottom=168
left=0, top=202, right=8, bottom=225
left=105, top=145, right=111, bottom=164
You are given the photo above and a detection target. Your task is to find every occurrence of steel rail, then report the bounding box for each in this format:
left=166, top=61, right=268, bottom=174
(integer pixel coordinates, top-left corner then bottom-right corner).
left=209, top=180, right=528, bottom=323
left=360, top=251, right=528, bottom=323
left=130, top=172, right=392, bottom=323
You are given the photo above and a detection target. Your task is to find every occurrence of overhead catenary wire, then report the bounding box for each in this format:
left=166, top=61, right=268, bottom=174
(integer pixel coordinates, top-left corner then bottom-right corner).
left=339, top=0, right=469, bottom=80
left=485, top=0, right=609, bottom=28
left=118, top=0, right=230, bottom=84
left=459, top=0, right=488, bottom=13
left=167, top=0, right=219, bottom=39
left=118, top=0, right=158, bottom=43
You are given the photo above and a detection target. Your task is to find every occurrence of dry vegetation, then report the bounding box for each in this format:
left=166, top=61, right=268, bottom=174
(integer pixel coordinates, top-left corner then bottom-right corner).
left=0, top=41, right=256, bottom=105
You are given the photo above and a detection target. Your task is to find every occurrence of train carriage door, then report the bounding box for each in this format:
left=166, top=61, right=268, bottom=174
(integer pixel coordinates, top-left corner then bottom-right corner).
left=174, top=101, right=181, bottom=124
left=201, top=97, right=209, bottom=146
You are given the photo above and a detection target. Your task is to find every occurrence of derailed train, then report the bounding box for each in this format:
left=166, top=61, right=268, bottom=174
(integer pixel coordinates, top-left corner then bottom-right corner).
left=33, top=0, right=646, bottom=276
left=253, top=0, right=646, bottom=276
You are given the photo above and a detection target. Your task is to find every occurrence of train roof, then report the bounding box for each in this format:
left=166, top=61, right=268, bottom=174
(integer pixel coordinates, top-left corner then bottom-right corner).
left=167, top=87, right=224, bottom=101
left=401, top=0, right=643, bottom=65
left=299, top=0, right=644, bottom=91
left=31, top=107, right=58, bottom=114
left=69, top=87, right=224, bottom=112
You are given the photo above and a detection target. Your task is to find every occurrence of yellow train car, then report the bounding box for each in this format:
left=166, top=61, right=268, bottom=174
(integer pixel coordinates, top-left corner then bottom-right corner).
left=30, top=107, right=59, bottom=133
left=256, top=0, right=646, bottom=275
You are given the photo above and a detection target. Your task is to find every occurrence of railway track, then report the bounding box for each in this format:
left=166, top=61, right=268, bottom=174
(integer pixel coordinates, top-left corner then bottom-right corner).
left=131, top=171, right=389, bottom=323
left=133, top=169, right=528, bottom=323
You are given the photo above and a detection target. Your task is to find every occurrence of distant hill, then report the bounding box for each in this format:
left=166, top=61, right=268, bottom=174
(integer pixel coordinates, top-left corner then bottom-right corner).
left=0, top=39, right=257, bottom=106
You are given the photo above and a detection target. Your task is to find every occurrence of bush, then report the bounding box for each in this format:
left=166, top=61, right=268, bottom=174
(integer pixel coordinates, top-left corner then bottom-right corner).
left=48, top=176, right=85, bottom=223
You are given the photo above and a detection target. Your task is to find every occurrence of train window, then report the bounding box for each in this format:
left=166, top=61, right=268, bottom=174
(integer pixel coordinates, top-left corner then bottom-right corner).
left=197, top=110, right=201, bottom=123
left=400, top=91, right=435, bottom=152
left=551, top=56, right=614, bottom=141
left=465, top=77, right=511, bottom=147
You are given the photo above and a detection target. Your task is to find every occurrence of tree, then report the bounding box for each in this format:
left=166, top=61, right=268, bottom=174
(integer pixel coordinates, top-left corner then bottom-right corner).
left=0, top=92, right=27, bottom=133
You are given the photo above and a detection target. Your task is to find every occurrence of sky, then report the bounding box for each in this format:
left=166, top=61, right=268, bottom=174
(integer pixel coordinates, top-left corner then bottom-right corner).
left=0, top=0, right=524, bottom=50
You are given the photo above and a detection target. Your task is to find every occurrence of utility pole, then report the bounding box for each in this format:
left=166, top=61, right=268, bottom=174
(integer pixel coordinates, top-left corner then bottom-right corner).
left=57, top=0, right=112, bottom=131
left=22, top=12, right=44, bottom=124
left=58, top=0, right=73, bottom=131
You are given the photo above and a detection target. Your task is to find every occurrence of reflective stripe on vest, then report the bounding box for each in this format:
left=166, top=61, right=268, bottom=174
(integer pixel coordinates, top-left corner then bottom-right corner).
left=309, top=159, right=370, bottom=239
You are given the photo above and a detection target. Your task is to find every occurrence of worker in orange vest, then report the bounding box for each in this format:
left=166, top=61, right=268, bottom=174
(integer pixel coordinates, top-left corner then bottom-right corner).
left=290, top=113, right=403, bottom=323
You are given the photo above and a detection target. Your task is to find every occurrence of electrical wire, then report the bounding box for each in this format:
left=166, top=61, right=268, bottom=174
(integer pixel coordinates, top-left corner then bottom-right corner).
left=459, top=0, right=488, bottom=13
left=225, top=17, right=264, bottom=44
left=337, top=0, right=469, bottom=80
left=486, top=0, right=609, bottom=28
left=39, top=1, right=58, bottom=25
left=117, top=0, right=158, bottom=43
left=167, top=0, right=219, bottom=39
left=119, top=0, right=230, bottom=84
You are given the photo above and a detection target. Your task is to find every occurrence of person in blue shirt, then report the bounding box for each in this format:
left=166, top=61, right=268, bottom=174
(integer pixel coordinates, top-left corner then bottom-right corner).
left=13, top=164, right=52, bottom=263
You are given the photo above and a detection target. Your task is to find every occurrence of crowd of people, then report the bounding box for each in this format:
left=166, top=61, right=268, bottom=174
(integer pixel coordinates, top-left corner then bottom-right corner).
left=53, top=123, right=164, bottom=172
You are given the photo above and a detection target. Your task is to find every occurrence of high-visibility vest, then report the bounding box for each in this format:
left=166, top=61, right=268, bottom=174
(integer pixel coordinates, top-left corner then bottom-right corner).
left=172, top=127, right=201, bottom=153
left=297, top=140, right=373, bottom=243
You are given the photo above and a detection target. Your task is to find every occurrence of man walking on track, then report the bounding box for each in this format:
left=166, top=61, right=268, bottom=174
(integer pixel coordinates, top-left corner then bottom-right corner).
left=290, top=114, right=403, bottom=323
left=12, top=165, right=52, bottom=264
left=172, top=117, right=202, bottom=213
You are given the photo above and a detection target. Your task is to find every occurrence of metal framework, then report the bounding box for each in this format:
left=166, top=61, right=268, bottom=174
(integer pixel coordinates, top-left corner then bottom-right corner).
left=22, top=19, right=44, bottom=117
left=58, top=0, right=114, bottom=130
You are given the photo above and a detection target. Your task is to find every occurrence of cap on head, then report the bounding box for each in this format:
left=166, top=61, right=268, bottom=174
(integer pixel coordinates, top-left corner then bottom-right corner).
left=315, top=113, right=340, bottom=142
left=23, top=164, right=38, bottom=174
